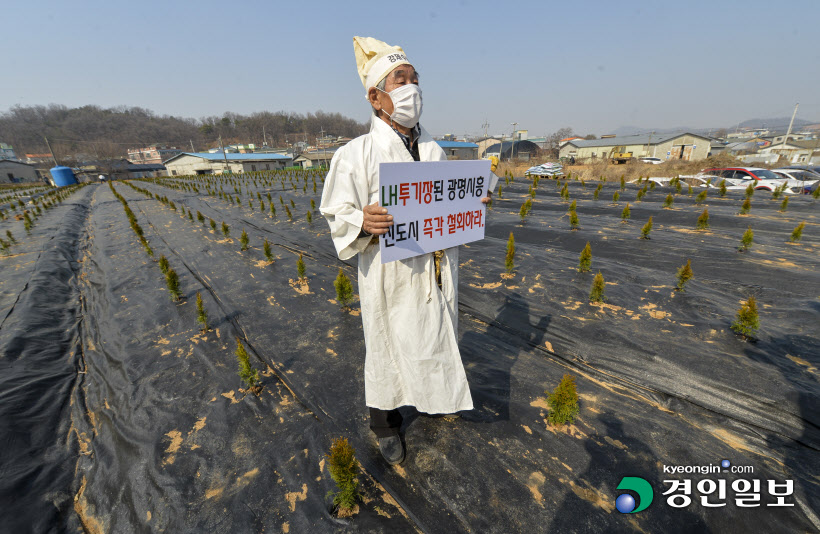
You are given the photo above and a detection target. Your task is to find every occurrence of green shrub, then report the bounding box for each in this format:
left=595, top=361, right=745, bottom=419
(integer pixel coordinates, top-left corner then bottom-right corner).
left=687, top=184, right=693, bottom=195
left=505, top=232, right=515, bottom=273
left=813, top=186, right=820, bottom=200
left=196, top=291, right=209, bottom=331
left=209, top=218, right=216, bottom=231
left=676, top=259, right=693, bottom=291
left=236, top=337, right=259, bottom=390
left=779, top=196, right=789, bottom=212
left=221, top=221, right=230, bottom=237
left=547, top=374, right=579, bottom=426
left=519, top=198, right=532, bottom=220
left=790, top=222, right=805, bottom=242
left=636, top=188, right=646, bottom=202
left=612, top=191, right=620, bottom=203
left=663, top=194, right=674, bottom=208
left=739, top=226, right=754, bottom=251
left=334, top=268, right=354, bottom=308
left=719, top=180, right=727, bottom=197
left=731, top=296, right=760, bottom=339
left=593, top=184, right=602, bottom=200
left=497, top=185, right=503, bottom=199
left=649, top=181, right=656, bottom=191
left=286, top=206, right=293, bottom=220
left=326, top=437, right=360, bottom=516
left=5, top=230, right=15, bottom=244
left=589, top=271, right=605, bottom=302
left=739, top=197, right=751, bottom=215
left=745, top=183, right=755, bottom=199
left=307, top=211, right=313, bottom=224
left=696, top=208, right=709, bottom=230
left=569, top=199, right=576, bottom=212
left=620, top=176, right=626, bottom=190
left=621, top=203, right=630, bottom=221
left=263, top=238, right=274, bottom=261
left=270, top=203, right=277, bottom=217
left=578, top=242, right=592, bottom=272
left=240, top=228, right=249, bottom=250
left=311, top=199, right=316, bottom=211
left=695, top=190, right=707, bottom=204
left=158, top=254, right=170, bottom=274
left=165, top=268, right=181, bottom=301
left=640, top=216, right=653, bottom=239
left=569, top=210, right=579, bottom=229
left=297, top=253, right=306, bottom=279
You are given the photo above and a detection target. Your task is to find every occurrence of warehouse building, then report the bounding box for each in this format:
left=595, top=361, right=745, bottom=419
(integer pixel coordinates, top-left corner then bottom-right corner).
left=163, top=152, right=293, bottom=176
left=559, top=132, right=712, bottom=162
left=1, top=160, right=41, bottom=184
left=436, top=140, right=479, bottom=160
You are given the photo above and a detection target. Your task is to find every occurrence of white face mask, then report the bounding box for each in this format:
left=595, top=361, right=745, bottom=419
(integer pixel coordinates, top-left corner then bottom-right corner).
left=379, top=84, right=423, bottom=128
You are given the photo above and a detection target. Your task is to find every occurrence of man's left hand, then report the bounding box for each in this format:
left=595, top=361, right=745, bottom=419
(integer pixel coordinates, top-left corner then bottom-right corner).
left=480, top=193, right=492, bottom=205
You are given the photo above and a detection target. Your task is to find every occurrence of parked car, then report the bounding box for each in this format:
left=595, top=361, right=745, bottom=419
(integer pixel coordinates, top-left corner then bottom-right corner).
left=638, top=157, right=664, bottom=164
left=699, top=167, right=796, bottom=193
left=771, top=168, right=820, bottom=194
left=784, top=164, right=820, bottom=175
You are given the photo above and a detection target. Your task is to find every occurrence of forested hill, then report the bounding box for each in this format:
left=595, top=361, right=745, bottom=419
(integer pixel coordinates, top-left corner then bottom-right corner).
left=0, top=104, right=368, bottom=161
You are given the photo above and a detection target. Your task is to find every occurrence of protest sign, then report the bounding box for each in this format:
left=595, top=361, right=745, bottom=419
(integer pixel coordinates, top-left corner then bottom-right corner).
left=378, top=160, right=491, bottom=263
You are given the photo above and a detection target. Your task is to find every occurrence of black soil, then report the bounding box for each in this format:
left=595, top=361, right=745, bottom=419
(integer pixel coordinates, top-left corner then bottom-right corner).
left=1, top=175, right=817, bottom=533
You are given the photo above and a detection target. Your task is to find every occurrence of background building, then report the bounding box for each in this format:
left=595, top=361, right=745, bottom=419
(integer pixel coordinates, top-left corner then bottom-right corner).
left=559, top=132, right=712, bottom=162
left=163, top=152, right=292, bottom=175
left=1, top=143, right=18, bottom=161
left=127, top=145, right=183, bottom=164
left=293, top=149, right=337, bottom=169
left=1, top=160, right=40, bottom=183
left=436, top=140, right=478, bottom=160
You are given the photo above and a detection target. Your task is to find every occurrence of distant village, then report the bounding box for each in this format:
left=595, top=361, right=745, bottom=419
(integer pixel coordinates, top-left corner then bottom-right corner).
left=2, top=121, right=819, bottom=185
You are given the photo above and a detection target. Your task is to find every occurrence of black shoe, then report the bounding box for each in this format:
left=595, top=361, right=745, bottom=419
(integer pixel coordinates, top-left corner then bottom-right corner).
left=378, top=435, right=405, bottom=465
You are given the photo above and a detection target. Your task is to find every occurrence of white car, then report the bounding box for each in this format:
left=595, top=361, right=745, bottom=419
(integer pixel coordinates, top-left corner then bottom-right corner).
left=638, top=157, right=664, bottom=164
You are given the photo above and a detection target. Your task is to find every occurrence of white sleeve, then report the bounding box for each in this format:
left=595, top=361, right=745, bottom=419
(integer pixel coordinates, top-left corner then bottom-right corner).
left=488, top=172, right=500, bottom=193
left=319, top=150, right=373, bottom=261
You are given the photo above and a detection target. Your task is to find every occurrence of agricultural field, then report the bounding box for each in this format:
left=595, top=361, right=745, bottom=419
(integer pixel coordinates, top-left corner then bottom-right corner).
left=1, top=169, right=818, bottom=532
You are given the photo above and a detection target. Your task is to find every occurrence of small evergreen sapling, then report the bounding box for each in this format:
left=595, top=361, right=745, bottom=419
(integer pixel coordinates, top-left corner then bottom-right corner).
left=779, top=196, right=789, bottom=212
left=790, top=222, right=805, bottom=242
left=640, top=216, right=653, bottom=239
left=235, top=337, right=260, bottom=391
left=6, top=230, right=15, bottom=244
left=326, top=437, right=360, bottom=517
left=696, top=208, right=710, bottom=230
left=663, top=193, right=674, bottom=208
left=731, top=296, right=760, bottom=340
left=745, top=183, right=755, bottom=198
left=813, top=186, right=820, bottom=200
left=166, top=268, right=181, bottom=301
left=209, top=218, right=217, bottom=232
left=196, top=291, right=209, bottom=331
left=297, top=253, right=306, bottom=280
left=569, top=210, right=579, bottom=230
left=569, top=199, right=577, bottom=212
left=695, top=190, right=707, bottom=204
left=221, top=221, right=230, bottom=237
left=589, top=271, right=605, bottom=302
left=547, top=374, right=579, bottom=426
left=306, top=211, right=313, bottom=224
left=334, top=268, right=354, bottom=308
left=676, top=259, right=693, bottom=291
left=505, top=232, right=515, bottom=273
left=263, top=238, right=274, bottom=261
left=621, top=203, right=631, bottom=221
left=578, top=242, right=592, bottom=272
left=739, top=226, right=753, bottom=251
left=719, top=180, right=727, bottom=197
left=612, top=191, right=620, bottom=203
left=519, top=198, right=532, bottom=220
left=240, top=228, right=249, bottom=250
left=739, top=197, right=751, bottom=215
left=286, top=205, right=293, bottom=220
left=158, top=254, right=170, bottom=274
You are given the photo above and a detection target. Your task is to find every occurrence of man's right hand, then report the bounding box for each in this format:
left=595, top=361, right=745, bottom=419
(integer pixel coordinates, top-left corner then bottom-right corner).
left=362, top=202, right=393, bottom=235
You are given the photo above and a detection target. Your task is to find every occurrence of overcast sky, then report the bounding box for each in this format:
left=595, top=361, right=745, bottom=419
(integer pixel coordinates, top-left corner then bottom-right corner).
left=4, top=0, right=819, bottom=139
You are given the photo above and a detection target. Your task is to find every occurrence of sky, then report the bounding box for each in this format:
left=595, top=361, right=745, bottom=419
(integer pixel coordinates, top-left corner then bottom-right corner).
left=4, top=0, right=819, bottom=139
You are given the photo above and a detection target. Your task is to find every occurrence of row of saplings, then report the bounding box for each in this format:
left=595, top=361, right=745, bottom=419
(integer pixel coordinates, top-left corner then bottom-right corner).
left=504, top=233, right=764, bottom=341
left=0, top=183, right=88, bottom=253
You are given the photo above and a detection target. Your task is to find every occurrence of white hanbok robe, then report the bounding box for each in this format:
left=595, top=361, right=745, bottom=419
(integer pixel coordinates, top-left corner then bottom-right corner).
left=320, top=116, right=474, bottom=414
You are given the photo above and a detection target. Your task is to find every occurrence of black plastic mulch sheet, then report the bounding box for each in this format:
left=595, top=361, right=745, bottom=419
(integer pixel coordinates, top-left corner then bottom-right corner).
left=0, top=175, right=817, bottom=533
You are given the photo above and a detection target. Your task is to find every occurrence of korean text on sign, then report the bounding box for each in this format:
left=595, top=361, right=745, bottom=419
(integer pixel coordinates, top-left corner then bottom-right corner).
left=378, top=160, right=492, bottom=263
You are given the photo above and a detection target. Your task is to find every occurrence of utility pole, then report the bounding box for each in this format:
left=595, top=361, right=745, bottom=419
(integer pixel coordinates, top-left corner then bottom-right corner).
left=511, top=122, right=518, bottom=162
left=190, top=139, right=195, bottom=152
left=482, top=119, right=489, bottom=140
left=263, top=125, right=268, bottom=147
left=44, top=136, right=59, bottom=167
left=781, top=102, right=799, bottom=162
left=219, top=135, right=229, bottom=173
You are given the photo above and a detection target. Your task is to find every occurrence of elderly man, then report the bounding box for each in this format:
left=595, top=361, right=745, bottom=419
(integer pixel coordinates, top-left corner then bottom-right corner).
left=320, top=37, right=493, bottom=465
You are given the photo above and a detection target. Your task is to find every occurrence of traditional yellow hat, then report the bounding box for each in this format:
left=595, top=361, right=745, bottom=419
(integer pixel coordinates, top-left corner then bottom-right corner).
left=353, top=36, right=411, bottom=97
